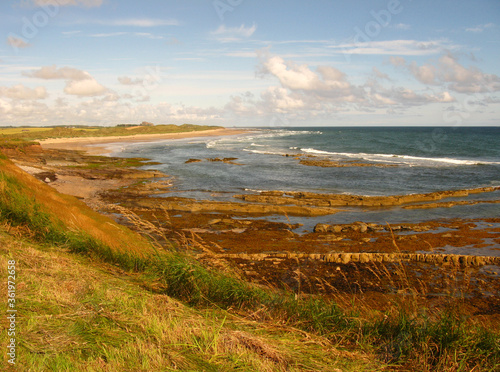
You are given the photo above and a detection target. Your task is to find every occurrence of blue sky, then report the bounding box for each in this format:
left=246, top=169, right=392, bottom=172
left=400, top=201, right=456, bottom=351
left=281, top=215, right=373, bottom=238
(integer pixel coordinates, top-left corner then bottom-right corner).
left=0, top=0, right=499, bottom=127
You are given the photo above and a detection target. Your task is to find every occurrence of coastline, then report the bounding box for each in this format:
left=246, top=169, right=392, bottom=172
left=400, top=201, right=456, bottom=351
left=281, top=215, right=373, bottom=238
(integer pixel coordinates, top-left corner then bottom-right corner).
left=39, top=127, right=251, bottom=155
left=4, top=130, right=500, bottom=324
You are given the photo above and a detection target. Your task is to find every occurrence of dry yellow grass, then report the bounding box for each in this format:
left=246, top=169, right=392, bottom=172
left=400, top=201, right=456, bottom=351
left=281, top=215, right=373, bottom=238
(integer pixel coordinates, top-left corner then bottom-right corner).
left=0, top=158, right=154, bottom=258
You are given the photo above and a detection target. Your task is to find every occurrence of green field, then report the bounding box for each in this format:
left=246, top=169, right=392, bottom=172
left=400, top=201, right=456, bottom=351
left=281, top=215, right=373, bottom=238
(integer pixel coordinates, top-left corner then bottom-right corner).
left=0, top=124, right=223, bottom=141
left=0, top=127, right=54, bottom=135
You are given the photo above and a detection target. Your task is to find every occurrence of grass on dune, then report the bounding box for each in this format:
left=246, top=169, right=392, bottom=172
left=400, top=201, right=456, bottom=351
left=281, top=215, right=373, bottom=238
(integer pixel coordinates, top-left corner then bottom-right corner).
left=1, top=231, right=375, bottom=371
left=0, top=157, right=153, bottom=261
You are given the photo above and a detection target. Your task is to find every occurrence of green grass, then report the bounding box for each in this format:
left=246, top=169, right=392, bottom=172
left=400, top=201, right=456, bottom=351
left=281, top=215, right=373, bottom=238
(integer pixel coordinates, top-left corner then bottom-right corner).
left=0, top=127, right=54, bottom=135
left=0, top=225, right=375, bottom=371
left=0, top=157, right=499, bottom=371
left=1, top=124, right=224, bottom=141
left=0, top=138, right=40, bottom=150
left=66, top=156, right=160, bottom=170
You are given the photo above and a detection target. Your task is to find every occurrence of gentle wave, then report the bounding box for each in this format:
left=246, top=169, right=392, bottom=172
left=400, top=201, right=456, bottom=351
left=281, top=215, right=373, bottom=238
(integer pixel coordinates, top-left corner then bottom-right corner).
left=243, top=148, right=287, bottom=155
left=300, top=148, right=500, bottom=166
left=206, top=129, right=321, bottom=149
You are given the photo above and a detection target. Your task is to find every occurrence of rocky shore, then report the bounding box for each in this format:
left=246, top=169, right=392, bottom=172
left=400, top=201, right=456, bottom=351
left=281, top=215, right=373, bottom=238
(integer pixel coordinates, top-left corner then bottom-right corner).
left=4, top=139, right=500, bottom=319
left=234, top=187, right=500, bottom=208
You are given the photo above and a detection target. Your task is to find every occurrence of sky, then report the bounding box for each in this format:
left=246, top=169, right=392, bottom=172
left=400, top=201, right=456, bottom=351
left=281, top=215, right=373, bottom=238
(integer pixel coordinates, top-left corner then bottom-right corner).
left=0, top=0, right=499, bottom=127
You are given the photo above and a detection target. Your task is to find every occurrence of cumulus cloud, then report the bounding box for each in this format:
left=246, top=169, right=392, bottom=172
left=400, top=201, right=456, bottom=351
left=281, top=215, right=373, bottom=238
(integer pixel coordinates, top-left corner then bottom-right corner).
left=260, top=87, right=305, bottom=112
left=25, top=65, right=108, bottom=97
left=391, top=54, right=500, bottom=93
left=0, top=84, right=48, bottom=100
left=408, top=61, right=437, bottom=85
left=24, top=65, right=90, bottom=80
left=259, top=53, right=352, bottom=94
left=249, top=51, right=463, bottom=119
left=64, top=79, right=107, bottom=96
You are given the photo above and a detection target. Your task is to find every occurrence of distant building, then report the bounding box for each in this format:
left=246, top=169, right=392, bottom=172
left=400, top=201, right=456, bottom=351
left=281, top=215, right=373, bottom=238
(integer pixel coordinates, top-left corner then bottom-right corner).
left=140, top=121, right=154, bottom=126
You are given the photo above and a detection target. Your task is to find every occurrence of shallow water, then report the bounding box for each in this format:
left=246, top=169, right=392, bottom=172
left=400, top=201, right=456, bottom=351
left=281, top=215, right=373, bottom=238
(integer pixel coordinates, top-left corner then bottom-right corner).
left=109, top=126, right=500, bottom=240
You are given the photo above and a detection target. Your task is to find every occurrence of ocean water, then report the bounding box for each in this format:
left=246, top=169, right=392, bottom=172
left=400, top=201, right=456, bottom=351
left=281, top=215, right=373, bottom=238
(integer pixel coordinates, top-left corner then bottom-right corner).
left=111, top=126, right=500, bottom=224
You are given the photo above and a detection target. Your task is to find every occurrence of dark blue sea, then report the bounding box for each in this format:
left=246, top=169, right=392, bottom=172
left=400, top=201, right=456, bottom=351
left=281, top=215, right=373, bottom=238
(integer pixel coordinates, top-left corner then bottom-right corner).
left=109, top=126, right=500, bottom=225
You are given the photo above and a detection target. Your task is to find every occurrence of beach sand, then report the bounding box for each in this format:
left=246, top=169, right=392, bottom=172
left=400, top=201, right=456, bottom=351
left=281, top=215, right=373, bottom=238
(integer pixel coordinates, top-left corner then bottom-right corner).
left=39, top=128, right=250, bottom=155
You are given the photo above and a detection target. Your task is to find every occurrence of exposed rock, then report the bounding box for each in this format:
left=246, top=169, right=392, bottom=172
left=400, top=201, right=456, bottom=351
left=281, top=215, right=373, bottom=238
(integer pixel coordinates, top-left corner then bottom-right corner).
left=134, top=197, right=340, bottom=216
left=234, top=186, right=499, bottom=209
left=219, top=252, right=500, bottom=267
left=207, top=219, right=222, bottom=225
left=34, top=171, right=58, bottom=183
left=358, top=223, right=368, bottom=233
left=314, top=223, right=330, bottom=233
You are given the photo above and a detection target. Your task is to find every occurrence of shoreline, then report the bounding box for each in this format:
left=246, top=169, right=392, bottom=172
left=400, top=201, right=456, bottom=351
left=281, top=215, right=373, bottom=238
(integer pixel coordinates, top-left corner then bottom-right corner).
left=5, top=135, right=500, bottom=318
left=39, top=128, right=251, bottom=155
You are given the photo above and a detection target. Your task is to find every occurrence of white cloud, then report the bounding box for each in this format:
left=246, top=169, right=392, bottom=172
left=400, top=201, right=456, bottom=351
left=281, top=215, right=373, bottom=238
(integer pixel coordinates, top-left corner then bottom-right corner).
left=105, top=18, right=179, bottom=27
left=90, top=32, right=128, bottom=38
left=89, top=32, right=164, bottom=39
left=24, top=65, right=90, bottom=80
left=0, top=99, right=12, bottom=114
left=64, top=79, right=107, bottom=96
left=335, top=39, right=453, bottom=56
left=260, top=55, right=323, bottom=91
left=31, top=0, right=103, bottom=8
left=465, top=23, right=495, bottom=33
left=211, top=24, right=256, bottom=42
left=260, top=86, right=305, bottom=111
left=257, top=52, right=357, bottom=105
left=408, top=61, right=437, bottom=85
left=391, top=54, right=500, bottom=93
left=24, top=65, right=108, bottom=97
left=245, top=51, right=465, bottom=119
left=0, top=84, right=48, bottom=100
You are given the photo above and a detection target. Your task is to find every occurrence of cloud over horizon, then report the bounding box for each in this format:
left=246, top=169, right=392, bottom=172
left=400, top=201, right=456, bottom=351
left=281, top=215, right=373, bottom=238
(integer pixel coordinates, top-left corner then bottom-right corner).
left=391, top=54, right=500, bottom=93
left=24, top=65, right=108, bottom=97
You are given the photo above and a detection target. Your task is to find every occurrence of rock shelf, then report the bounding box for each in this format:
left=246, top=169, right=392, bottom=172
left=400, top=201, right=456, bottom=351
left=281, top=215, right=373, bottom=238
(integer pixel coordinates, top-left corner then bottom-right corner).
left=234, top=186, right=500, bottom=208
left=217, top=252, right=500, bottom=267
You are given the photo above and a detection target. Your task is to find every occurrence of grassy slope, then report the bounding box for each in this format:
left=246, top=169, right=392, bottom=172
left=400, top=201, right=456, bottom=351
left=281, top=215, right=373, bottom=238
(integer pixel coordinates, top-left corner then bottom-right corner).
left=1, top=231, right=375, bottom=371
left=0, top=156, right=377, bottom=371
left=0, top=150, right=499, bottom=371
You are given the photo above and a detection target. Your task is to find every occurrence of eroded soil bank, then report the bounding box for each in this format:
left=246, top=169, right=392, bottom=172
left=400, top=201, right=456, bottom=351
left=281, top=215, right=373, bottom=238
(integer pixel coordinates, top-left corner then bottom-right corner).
left=7, top=144, right=500, bottom=325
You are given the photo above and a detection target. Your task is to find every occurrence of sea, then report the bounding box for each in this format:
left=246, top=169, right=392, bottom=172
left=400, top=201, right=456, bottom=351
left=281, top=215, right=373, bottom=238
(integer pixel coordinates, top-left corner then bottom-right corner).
left=108, top=126, right=500, bottom=227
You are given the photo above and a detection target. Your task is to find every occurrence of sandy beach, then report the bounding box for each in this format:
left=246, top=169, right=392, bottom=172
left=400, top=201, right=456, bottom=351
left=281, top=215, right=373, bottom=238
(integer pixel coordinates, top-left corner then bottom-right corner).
left=39, top=128, right=251, bottom=155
